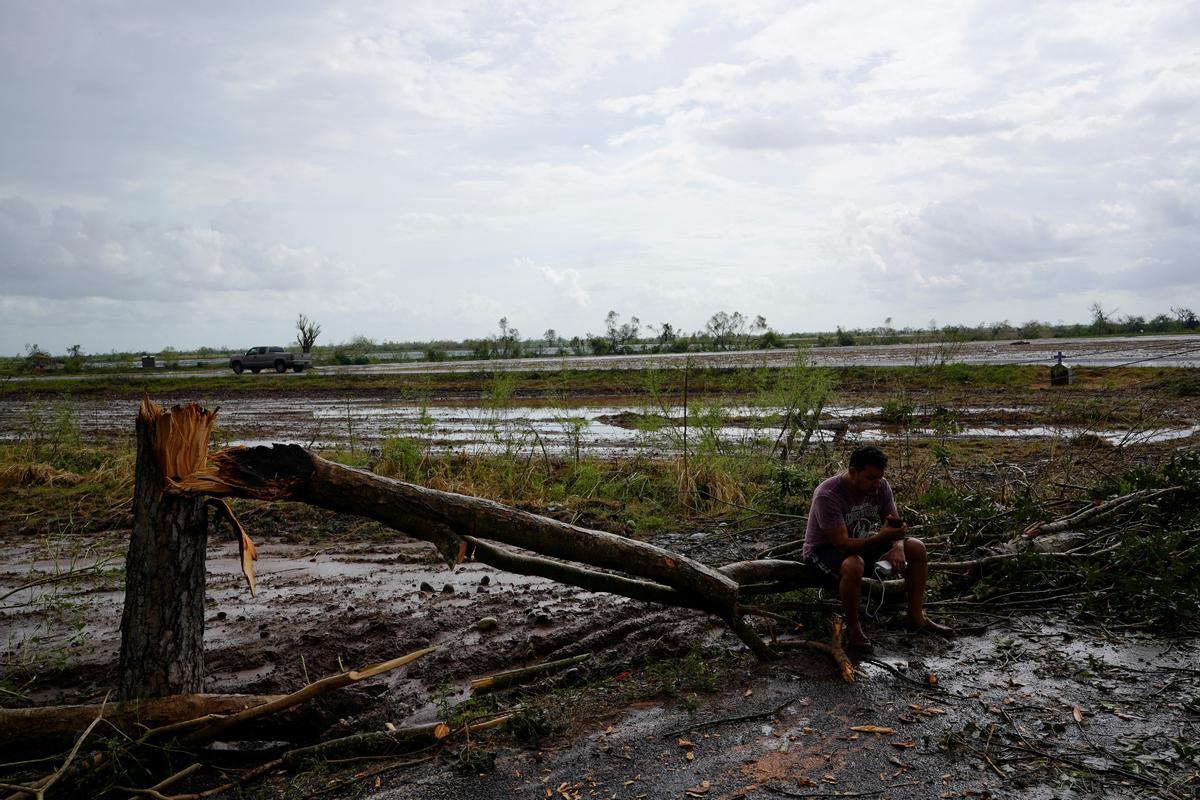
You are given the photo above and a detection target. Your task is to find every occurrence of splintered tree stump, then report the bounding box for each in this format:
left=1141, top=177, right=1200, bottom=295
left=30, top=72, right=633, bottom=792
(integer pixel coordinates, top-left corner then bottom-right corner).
left=118, top=399, right=218, bottom=700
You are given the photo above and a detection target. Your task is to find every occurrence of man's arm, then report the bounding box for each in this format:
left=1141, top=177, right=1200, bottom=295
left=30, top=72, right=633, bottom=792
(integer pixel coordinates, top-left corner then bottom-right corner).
left=825, top=520, right=907, bottom=555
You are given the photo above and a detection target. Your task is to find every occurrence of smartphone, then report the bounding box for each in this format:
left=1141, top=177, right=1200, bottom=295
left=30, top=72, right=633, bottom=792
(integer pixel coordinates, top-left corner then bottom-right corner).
left=885, top=517, right=904, bottom=528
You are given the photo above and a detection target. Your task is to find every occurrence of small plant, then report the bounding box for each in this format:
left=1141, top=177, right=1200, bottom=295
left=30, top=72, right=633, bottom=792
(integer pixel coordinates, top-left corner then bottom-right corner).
left=879, top=392, right=914, bottom=426
left=627, top=647, right=738, bottom=711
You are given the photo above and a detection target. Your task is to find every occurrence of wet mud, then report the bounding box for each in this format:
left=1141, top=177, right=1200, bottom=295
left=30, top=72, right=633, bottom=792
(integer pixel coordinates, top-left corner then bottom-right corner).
left=2, top=518, right=1196, bottom=799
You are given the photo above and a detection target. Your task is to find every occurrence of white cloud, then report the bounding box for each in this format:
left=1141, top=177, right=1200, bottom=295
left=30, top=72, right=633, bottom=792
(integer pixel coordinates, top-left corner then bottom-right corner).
left=0, top=0, right=1198, bottom=351
left=534, top=261, right=589, bottom=307
left=0, top=197, right=347, bottom=302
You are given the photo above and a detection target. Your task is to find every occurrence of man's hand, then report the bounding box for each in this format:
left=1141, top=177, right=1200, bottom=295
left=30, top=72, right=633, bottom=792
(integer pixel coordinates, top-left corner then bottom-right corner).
left=880, top=516, right=908, bottom=543
left=883, top=539, right=907, bottom=574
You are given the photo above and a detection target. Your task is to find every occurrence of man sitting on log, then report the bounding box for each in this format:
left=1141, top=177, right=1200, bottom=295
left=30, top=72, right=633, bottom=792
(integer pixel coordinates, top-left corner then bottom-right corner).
left=803, top=445, right=953, bottom=653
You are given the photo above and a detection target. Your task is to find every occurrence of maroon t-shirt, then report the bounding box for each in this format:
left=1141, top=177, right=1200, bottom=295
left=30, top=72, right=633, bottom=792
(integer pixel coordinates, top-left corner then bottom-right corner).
left=802, top=474, right=897, bottom=558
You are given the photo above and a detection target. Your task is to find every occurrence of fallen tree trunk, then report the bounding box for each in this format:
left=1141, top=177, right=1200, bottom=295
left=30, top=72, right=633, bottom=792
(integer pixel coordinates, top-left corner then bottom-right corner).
left=720, top=558, right=829, bottom=587
left=178, top=445, right=738, bottom=606
left=280, top=715, right=510, bottom=770
left=171, top=443, right=775, bottom=658
left=0, top=694, right=284, bottom=752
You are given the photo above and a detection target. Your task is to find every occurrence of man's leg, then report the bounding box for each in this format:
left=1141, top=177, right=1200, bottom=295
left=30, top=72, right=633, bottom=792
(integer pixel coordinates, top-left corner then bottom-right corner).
left=904, top=537, right=954, bottom=634
left=839, top=554, right=870, bottom=647
left=903, top=537, right=929, bottom=625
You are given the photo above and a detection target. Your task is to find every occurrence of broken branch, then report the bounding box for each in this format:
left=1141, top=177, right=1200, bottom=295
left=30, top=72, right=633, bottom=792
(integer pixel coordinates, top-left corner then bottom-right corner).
left=470, top=654, right=592, bottom=693
left=178, top=646, right=435, bottom=747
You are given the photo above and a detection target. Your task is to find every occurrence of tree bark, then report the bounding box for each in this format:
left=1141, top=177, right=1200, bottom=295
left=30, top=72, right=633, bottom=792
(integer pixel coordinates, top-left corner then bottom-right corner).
left=118, top=399, right=216, bottom=700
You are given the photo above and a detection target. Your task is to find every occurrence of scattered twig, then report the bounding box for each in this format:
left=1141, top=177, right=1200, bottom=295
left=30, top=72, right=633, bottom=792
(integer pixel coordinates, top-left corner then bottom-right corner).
left=149, top=763, right=202, bottom=795
left=661, top=692, right=811, bottom=740
left=296, top=753, right=438, bottom=800
left=856, top=657, right=948, bottom=694
left=763, top=782, right=921, bottom=798
left=741, top=605, right=804, bottom=628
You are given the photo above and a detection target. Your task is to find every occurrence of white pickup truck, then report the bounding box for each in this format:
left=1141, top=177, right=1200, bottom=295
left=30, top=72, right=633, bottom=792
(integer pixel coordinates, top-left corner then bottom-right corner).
left=230, top=347, right=312, bottom=374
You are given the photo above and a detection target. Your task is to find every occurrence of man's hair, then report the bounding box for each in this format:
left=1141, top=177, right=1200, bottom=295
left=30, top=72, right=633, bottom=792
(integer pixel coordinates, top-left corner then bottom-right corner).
left=848, top=445, right=888, bottom=471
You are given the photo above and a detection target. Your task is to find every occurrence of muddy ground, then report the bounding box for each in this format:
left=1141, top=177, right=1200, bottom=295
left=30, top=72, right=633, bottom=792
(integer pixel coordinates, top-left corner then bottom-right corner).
left=2, top=507, right=1197, bottom=800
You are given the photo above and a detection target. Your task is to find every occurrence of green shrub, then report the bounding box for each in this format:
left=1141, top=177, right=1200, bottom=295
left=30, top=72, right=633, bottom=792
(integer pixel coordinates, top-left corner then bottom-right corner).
left=879, top=393, right=914, bottom=425
left=374, top=436, right=425, bottom=481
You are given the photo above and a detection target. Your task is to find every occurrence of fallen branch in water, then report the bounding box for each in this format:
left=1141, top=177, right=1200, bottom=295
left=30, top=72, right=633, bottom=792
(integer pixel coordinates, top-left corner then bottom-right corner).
left=661, top=691, right=812, bottom=739
left=0, top=554, right=121, bottom=605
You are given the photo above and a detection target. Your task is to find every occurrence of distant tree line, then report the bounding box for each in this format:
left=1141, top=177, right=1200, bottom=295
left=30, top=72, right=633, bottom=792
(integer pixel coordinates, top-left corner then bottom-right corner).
left=5, top=304, right=1196, bottom=374
left=822, top=305, right=1198, bottom=348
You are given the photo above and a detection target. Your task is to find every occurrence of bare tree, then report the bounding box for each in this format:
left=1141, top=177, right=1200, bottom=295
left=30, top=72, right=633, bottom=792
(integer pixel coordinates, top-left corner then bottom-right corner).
left=295, top=314, right=322, bottom=353
left=704, top=311, right=749, bottom=351
left=1089, top=302, right=1116, bottom=335
left=604, top=311, right=640, bottom=354
left=1171, top=306, right=1198, bottom=330
left=495, top=317, right=521, bottom=358
left=649, top=322, right=679, bottom=352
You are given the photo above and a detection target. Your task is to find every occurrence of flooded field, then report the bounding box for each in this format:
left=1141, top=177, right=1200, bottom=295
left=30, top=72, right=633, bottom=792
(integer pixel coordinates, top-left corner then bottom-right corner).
left=2, top=394, right=1198, bottom=457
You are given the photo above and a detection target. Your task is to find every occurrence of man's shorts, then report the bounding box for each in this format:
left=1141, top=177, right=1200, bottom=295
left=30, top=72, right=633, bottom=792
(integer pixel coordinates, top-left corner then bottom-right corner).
left=806, top=542, right=893, bottom=588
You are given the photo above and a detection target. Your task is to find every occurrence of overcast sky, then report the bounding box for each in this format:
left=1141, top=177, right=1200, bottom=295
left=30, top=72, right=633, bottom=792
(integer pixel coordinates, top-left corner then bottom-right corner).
left=1, top=1, right=1198, bottom=354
